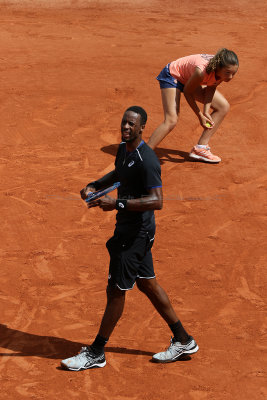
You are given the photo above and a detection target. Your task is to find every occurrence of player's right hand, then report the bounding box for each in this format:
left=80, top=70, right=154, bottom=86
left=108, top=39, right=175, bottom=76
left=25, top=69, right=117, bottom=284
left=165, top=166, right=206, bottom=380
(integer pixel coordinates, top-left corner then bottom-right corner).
left=86, top=195, right=116, bottom=211
left=200, top=112, right=214, bottom=129
left=199, top=116, right=213, bottom=129
left=80, top=185, right=96, bottom=200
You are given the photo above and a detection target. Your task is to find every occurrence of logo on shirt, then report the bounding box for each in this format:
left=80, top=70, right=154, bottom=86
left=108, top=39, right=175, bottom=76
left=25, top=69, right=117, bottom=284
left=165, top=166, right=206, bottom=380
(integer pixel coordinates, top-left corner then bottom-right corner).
left=118, top=202, right=125, bottom=208
left=128, top=161, right=135, bottom=167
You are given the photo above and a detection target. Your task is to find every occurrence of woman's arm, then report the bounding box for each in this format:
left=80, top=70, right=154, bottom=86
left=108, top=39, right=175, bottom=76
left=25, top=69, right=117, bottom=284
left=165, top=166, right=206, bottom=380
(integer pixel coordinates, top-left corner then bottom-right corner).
left=203, top=85, right=216, bottom=124
left=183, top=68, right=213, bottom=128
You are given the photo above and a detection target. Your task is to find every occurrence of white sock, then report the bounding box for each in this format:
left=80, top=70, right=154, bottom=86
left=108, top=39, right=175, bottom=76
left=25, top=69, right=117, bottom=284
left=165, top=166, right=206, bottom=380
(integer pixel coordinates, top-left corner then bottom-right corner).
left=196, top=144, right=208, bottom=149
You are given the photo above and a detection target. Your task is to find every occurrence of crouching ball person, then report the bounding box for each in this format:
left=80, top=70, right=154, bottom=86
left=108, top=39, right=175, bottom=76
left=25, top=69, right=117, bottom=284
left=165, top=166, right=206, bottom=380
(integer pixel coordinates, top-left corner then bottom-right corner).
left=61, top=106, right=198, bottom=371
left=148, top=48, right=239, bottom=163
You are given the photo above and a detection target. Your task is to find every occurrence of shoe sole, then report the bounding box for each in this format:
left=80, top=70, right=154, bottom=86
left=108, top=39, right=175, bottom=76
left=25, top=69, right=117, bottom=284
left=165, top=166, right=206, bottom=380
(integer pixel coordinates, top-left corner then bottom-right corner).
left=189, top=153, right=221, bottom=163
left=61, top=360, right=106, bottom=371
left=152, top=344, right=199, bottom=364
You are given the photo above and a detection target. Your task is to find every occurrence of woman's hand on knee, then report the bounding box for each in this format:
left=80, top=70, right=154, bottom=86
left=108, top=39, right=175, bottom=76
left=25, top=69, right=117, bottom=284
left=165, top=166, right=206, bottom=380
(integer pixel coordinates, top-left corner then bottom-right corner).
left=199, top=112, right=214, bottom=129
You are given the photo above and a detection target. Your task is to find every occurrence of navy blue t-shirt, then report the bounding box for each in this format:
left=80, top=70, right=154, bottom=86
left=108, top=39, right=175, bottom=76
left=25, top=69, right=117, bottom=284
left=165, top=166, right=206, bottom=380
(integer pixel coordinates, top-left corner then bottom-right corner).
left=114, top=140, right=162, bottom=235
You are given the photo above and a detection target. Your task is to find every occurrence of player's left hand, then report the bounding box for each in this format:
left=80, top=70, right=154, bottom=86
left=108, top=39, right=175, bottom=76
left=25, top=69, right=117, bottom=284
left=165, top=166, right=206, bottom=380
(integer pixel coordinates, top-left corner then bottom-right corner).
left=87, top=195, right=116, bottom=211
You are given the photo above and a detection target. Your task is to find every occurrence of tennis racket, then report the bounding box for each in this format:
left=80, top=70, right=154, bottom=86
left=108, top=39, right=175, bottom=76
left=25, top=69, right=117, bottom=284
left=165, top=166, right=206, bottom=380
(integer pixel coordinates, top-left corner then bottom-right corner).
left=85, top=182, right=120, bottom=203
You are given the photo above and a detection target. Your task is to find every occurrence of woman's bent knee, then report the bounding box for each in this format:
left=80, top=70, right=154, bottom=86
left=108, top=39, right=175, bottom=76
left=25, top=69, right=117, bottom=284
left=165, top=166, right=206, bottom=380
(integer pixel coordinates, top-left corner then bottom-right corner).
left=164, top=115, right=178, bottom=131
left=222, top=100, right=230, bottom=114
left=216, top=99, right=230, bottom=115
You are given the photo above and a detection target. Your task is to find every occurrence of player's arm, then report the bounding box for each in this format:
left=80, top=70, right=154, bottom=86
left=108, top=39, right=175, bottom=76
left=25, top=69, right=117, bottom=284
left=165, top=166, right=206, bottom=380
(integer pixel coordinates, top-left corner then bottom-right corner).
left=123, top=187, right=163, bottom=211
left=89, top=187, right=163, bottom=211
left=80, top=170, right=119, bottom=200
left=183, top=67, right=213, bottom=128
left=202, top=85, right=216, bottom=126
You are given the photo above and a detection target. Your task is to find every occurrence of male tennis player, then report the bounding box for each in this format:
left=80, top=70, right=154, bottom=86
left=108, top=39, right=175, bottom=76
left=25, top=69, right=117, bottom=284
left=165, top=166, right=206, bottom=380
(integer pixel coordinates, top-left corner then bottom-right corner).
left=61, top=106, right=198, bottom=370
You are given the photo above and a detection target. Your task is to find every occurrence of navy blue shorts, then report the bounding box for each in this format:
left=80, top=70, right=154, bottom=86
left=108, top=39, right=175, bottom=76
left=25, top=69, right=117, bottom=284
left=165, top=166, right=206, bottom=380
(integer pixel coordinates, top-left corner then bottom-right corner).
left=106, top=230, right=155, bottom=291
left=156, top=64, right=184, bottom=91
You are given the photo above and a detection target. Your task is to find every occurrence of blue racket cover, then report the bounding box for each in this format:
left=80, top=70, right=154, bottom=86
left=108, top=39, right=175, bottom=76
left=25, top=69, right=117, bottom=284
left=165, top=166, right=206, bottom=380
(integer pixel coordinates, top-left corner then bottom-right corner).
left=85, top=182, right=120, bottom=203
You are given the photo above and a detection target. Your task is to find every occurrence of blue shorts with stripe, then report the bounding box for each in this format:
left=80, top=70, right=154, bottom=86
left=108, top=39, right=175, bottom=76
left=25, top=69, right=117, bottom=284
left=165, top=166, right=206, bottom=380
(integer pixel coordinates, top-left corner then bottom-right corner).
left=156, top=63, right=184, bottom=91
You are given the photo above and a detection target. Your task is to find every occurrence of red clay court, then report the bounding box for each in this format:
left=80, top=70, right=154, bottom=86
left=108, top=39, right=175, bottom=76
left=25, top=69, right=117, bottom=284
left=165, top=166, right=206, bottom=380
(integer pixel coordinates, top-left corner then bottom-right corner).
left=0, top=1, right=266, bottom=399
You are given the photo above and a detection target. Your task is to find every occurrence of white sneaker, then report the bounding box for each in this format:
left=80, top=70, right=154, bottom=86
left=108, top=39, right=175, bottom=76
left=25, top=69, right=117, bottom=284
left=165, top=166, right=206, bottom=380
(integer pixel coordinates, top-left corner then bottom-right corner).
left=61, top=346, right=106, bottom=371
left=152, top=336, right=199, bottom=363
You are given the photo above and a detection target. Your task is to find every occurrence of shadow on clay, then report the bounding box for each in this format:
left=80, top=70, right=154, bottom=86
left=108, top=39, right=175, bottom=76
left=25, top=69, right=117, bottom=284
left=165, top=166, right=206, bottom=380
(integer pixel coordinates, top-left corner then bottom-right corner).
left=101, top=144, right=194, bottom=165
left=0, top=324, right=155, bottom=360
left=0, top=324, right=191, bottom=364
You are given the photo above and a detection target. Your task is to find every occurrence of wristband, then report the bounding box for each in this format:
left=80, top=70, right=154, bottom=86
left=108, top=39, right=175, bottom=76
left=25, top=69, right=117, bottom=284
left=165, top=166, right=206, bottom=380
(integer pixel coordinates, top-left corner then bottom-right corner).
left=115, top=199, right=127, bottom=210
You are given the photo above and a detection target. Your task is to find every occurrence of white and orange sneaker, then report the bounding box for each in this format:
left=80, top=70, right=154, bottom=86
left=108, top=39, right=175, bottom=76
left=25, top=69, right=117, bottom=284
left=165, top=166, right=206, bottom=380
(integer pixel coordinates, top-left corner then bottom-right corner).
left=189, top=146, right=221, bottom=163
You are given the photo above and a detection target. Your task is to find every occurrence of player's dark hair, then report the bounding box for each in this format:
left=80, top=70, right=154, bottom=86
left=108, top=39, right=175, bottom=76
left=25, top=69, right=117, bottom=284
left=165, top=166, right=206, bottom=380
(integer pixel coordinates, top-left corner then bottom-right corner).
left=206, top=48, right=239, bottom=74
left=126, top=106, right=147, bottom=125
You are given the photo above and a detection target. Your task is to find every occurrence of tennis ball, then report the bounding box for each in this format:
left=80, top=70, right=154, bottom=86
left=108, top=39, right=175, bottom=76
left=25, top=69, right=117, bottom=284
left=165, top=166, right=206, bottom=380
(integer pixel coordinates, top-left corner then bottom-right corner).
left=205, top=122, right=212, bottom=127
